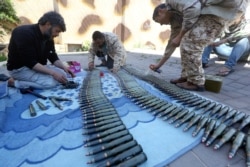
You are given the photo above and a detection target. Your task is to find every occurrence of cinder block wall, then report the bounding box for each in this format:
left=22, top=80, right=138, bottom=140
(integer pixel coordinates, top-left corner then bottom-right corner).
left=11, top=0, right=170, bottom=52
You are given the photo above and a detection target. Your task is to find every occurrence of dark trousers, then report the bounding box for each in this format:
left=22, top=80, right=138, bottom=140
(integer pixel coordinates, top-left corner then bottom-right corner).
left=96, top=51, right=114, bottom=69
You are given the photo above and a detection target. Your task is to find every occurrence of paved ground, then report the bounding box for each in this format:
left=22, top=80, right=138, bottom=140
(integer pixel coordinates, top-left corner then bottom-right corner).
left=1, top=49, right=250, bottom=167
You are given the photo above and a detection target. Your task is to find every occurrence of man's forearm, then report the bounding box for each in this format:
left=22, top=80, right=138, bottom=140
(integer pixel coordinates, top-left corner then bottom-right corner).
left=32, top=63, right=55, bottom=76
left=53, top=60, right=67, bottom=70
left=157, top=45, right=176, bottom=68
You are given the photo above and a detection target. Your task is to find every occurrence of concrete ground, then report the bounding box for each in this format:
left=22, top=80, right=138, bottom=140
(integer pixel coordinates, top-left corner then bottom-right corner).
left=1, top=49, right=250, bottom=167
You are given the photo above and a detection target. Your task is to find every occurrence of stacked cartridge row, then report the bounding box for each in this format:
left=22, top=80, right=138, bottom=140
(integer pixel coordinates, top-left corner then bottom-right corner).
left=79, top=70, right=147, bottom=166
left=118, top=67, right=250, bottom=165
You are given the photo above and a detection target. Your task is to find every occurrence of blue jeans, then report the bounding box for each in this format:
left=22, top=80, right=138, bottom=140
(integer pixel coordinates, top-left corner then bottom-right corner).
left=8, top=65, right=67, bottom=89
left=202, top=38, right=250, bottom=69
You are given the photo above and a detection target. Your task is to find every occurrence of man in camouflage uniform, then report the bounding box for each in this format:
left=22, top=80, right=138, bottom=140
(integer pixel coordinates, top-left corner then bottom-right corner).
left=88, top=31, right=127, bottom=73
left=151, top=0, right=248, bottom=91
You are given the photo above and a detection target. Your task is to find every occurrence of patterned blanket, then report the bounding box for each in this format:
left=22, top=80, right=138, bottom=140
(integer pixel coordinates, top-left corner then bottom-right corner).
left=0, top=69, right=202, bottom=167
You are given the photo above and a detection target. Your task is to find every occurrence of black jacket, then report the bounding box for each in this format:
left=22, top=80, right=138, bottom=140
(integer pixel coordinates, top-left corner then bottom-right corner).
left=7, top=24, right=59, bottom=70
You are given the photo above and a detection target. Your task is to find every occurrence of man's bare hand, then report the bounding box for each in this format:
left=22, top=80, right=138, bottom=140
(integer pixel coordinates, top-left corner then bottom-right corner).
left=149, top=64, right=156, bottom=70
left=51, top=72, right=68, bottom=84
left=209, top=39, right=226, bottom=47
left=65, top=68, right=75, bottom=78
left=110, top=67, right=119, bottom=73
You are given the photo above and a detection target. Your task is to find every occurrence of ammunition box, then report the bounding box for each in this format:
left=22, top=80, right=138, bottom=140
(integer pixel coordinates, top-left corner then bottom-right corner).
left=205, top=75, right=223, bottom=93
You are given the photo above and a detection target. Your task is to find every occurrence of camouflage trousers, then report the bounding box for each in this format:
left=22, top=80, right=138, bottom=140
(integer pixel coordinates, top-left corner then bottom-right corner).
left=180, top=15, right=227, bottom=85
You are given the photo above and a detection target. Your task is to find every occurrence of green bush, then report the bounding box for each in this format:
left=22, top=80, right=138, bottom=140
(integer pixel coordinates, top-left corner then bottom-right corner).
left=0, top=0, right=20, bottom=41
left=0, top=53, right=7, bottom=62
left=80, top=40, right=91, bottom=51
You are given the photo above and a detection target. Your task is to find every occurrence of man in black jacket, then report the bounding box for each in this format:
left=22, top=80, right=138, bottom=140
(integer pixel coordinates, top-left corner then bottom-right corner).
left=7, top=11, right=74, bottom=89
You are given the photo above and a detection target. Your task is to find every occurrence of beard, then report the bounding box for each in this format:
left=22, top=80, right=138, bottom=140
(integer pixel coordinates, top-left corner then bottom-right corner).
left=43, top=27, right=53, bottom=40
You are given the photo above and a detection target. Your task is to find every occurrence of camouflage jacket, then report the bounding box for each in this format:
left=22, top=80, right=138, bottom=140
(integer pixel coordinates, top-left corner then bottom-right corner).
left=165, top=0, right=248, bottom=32
left=88, top=32, right=126, bottom=70
left=225, top=19, right=250, bottom=45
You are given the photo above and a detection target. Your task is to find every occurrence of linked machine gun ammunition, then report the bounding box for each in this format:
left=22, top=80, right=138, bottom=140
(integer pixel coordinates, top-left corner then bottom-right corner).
left=205, top=123, right=228, bottom=146
left=86, top=134, right=133, bottom=156
left=214, top=106, right=230, bottom=119
left=187, top=98, right=206, bottom=107
left=214, top=127, right=237, bottom=150
left=96, top=145, right=143, bottom=167
left=238, top=115, right=250, bottom=130
left=135, top=96, right=158, bottom=106
left=157, top=105, right=178, bottom=118
left=175, top=111, right=195, bottom=127
left=168, top=109, right=189, bottom=123
left=138, top=98, right=159, bottom=107
left=209, top=104, right=222, bottom=117
left=200, top=101, right=217, bottom=114
left=142, top=99, right=166, bottom=109
left=84, top=129, right=129, bottom=147
left=153, top=103, right=173, bottom=116
left=228, top=131, right=245, bottom=159
left=150, top=101, right=170, bottom=114
left=183, top=114, right=202, bottom=132
left=195, top=100, right=211, bottom=110
left=84, top=123, right=125, bottom=142
left=246, top=128, right=250, bottom=167
left=87, top=140, right=138, bottom=164
left=227, top=111, right=246, bottom=126
left=84, top=117, right=121, bottom=129
left=81, top=103, right=113, bottom=111
left=192, top=116, right=210, bottom=137
left=202, top=119, right=217, bottom=143
left=84, top=114, right=119, bottom=125
left=183, top=96, right=202, bottom=105
left=161, top=106, right=181, bottom=120
left=82, top=110, right=117, bottom=120
left=80, top=100, right=111, bottom=107
left=82, top=107, right=115, bottom=115
left=83, top=121, right=124, bottom=135
left=130, top=94, right=153, bottom=102
left=115, top=152, right=147, bottom=167
left=220, top=109, right=238, bottom=123
left=82, top=108, right=116, bottom=118
left=175, top=95, right=195, bottom=103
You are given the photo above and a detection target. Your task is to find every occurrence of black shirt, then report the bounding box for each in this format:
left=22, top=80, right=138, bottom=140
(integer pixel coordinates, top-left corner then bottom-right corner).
left=7, top=24, right=59, bottom=70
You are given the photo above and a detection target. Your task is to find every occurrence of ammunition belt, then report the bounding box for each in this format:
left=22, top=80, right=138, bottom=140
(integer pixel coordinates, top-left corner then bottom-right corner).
left=117, top=66, right=250, bottom=162
left=79, top=70, right=147, bottom=166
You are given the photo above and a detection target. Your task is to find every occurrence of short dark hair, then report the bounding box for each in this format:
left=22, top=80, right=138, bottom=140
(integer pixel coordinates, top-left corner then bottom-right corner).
left=38, top=11, right=66, bottom=32
left=92, top=31, right=104, bottom=41
left=152, top=3, right=166, bottom=20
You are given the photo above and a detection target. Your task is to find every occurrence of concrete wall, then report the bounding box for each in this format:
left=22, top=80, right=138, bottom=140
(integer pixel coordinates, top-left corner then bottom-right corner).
left=11, top=0, right=169, bottom=52
left=10, top=0, right=250, bottom=53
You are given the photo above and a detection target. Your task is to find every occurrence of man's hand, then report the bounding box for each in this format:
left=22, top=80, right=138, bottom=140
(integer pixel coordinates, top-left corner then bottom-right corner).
left=88, top=62, right=94, bottom=71
left=110, top=67, right=119, bottom=73
left=51, top=71, right=68, bottom=84
left=209, top=39, right=227, bottom=47
left=65, top=68, right=75, bottom=78
left=149, top=64, right=158, bottom=71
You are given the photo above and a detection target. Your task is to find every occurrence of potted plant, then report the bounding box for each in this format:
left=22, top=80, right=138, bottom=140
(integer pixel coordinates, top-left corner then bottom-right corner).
left=0, top=0, right=20, bottom=52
